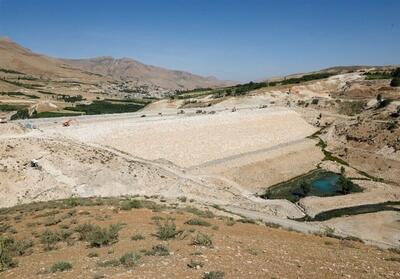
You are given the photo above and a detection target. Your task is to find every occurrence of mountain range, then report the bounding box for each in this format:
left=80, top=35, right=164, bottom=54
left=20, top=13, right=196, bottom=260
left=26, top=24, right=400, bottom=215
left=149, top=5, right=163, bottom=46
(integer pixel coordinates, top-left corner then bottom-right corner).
left=0, top=37, right=229, bottom=90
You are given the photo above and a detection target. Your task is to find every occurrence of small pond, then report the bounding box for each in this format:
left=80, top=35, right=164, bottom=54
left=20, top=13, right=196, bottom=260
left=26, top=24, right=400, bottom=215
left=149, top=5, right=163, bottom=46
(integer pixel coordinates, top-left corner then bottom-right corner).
left=311, top=173, right=341, bottom=194
left=260, top=170, right=362, bottom=203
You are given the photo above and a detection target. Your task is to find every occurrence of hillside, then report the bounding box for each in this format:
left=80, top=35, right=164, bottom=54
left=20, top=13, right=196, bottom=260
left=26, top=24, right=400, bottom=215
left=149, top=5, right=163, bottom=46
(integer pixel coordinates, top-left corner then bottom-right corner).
left=0, top=197, right=399, bottom=279
left=0, top=37, right=103, bottom=82
left=63, top=56, right=230, bottom=90
left=1, top=64, right=400, bottom=278
left=0, top=38, right=229, bottom=120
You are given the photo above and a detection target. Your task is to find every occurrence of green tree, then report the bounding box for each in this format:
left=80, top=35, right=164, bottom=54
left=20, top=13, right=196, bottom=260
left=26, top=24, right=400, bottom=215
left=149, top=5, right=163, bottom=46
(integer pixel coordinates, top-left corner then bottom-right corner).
left=10, top=109, right=30, bottom=120
left=390, top=78, right=400, bottom=87
left=392, top=67, right=400, bottom=78
left=337, top=177, right=353, bottom=194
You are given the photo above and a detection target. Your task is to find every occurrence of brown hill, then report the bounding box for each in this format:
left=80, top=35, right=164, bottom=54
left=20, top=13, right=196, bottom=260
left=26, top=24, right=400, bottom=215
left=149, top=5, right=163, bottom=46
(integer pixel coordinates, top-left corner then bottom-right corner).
left=0, top=37, right=228, bottom=91
left=63, top=56, right=230, bottom=90
left=0, top=37, right=103, bottom=82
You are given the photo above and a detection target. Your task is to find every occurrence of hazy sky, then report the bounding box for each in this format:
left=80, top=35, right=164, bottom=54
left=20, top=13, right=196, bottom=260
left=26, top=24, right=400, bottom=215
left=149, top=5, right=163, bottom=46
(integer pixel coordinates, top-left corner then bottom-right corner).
left=0, top=0, right=399, bottom=81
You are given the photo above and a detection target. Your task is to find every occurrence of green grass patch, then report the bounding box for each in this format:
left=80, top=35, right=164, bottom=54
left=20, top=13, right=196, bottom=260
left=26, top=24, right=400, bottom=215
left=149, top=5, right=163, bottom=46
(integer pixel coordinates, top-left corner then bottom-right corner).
left=31, top=111, right=84, bottom=118
left=363, top=71, right=393, bottom=80
left=275, top=72, right=337, bottom=86
left=0, top=91, right=39, bottom=99
left=0, top=104, right=28, bottom=112
left=103, top=98, right=152, bottom=105
left=65, top=100, right=145, bottom=115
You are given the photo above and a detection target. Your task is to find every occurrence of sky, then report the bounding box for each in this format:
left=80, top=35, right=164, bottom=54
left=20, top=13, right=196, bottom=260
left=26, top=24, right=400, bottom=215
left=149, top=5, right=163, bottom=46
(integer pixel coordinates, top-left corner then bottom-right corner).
left=0, top=0, right=399, bottom=82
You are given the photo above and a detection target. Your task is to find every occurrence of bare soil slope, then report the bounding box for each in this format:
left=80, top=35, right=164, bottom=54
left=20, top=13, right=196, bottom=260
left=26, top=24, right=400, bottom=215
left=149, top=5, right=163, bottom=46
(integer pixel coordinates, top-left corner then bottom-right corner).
left=1, top=198, right=399, bottom=279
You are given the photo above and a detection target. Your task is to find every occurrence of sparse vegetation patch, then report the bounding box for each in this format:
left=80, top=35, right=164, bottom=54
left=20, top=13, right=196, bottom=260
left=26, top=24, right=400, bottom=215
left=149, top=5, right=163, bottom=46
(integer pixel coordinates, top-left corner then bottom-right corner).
left=185, top=218, right=211, bottom=227
left=49, top=261, right=72, bottom=273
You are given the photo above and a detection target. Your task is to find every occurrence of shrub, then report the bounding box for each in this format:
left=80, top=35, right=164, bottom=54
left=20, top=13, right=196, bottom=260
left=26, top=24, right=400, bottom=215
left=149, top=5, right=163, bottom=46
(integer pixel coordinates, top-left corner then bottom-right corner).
left=87, top=224, right=122, bottom=247
left=392, top=68, right=400, bottom=78
left=203, top=271, right=225, bottom=279
left=0, top=236, right=33, bottom=258
left=40, top=229, right=61, bottom=250
left=131, top=234, right=145, bottom=241
left=191, top=233, right=213, bottom=247
left=390, top=78, right=400, bottom=87
left=10, top=108, right=30, bottom=120
left=0, top=223, right=12, bottom=233
left=0, top=237, right=18, bottom=272
left=98, top=252, right=141, bottom=268
left=154, top=220, right=182, bottom=240
left=120, top=199, right=143, bottom=210
left=64, top=197, right=83, bottom=208
left=61, top=209, right=76, bottom=219
left=119, top=252, right=141, bottom=267
left=225, top=218, right=236, bottom=226
left=337, top=176, right=356, bottom=195
left=11, top=239, right=33, bottom=256
left=50, top=261, right=72, bottom=273
left=185, top=218, right=211, bottom=227
left=144, top=244, right=170, bottom=256
left=184, top=207, right=214, bottom=218
left=75, top=223, right=96, bottom=241
left=237, top=218, right=256, bottom=224
left=311, top=98, right=319, bottom=105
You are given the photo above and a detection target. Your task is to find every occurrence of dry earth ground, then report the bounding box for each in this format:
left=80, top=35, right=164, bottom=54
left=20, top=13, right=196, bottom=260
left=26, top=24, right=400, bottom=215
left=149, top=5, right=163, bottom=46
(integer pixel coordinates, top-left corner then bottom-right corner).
left=1, top=199, right=399, bottom=279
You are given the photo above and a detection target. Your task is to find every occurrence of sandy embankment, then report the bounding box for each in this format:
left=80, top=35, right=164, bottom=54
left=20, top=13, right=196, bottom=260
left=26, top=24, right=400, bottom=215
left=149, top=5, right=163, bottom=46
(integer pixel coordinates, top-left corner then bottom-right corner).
left=1, top=108, right=316, bottom=221
left=47, top=107, right=317, bottom=168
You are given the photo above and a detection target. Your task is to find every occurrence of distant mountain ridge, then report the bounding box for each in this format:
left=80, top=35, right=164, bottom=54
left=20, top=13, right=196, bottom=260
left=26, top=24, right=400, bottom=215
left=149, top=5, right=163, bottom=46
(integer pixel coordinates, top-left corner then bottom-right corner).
left=63, top=56, right=230, bottom=90
left=0, top=37, right=230, bottom=90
